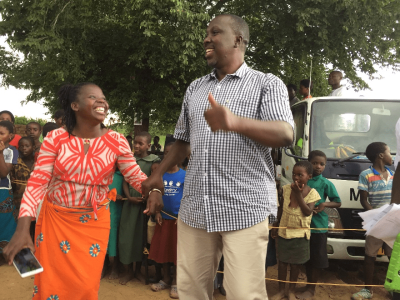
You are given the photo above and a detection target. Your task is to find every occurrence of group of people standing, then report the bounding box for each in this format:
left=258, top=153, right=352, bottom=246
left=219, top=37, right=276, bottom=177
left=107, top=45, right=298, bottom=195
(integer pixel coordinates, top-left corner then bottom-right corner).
left=287, top=70, right=346, bottom=106
left=0, top=12, right=395, bottom=300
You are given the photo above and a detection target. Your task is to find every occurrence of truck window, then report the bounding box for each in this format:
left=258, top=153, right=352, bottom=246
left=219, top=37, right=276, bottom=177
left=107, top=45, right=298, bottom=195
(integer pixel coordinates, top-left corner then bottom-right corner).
left=292, top=103, right=307, bottom=156
left=310, top=100, right=399, bottom=159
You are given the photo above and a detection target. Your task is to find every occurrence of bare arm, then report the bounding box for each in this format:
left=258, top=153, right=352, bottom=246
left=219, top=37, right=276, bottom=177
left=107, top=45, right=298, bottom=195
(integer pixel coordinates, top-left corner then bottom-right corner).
left=391, top=164, right=400, bottom=204
left=204, top=93, right=293, bottom=148
left=313, top=201, right=341, bottom=214
left=360, top=190, right=373, bottom=210
left=291, top=183, right=314, bottom=216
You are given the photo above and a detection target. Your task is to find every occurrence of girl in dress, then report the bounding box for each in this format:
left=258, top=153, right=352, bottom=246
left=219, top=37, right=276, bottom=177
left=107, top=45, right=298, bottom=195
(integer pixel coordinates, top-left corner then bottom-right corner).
left=271, top=161, right=320, bottom=300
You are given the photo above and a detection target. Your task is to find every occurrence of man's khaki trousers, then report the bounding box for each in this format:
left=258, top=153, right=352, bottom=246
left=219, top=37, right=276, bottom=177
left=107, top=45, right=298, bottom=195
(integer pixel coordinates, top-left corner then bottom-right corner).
left=177, top=217, right=269, bottom=300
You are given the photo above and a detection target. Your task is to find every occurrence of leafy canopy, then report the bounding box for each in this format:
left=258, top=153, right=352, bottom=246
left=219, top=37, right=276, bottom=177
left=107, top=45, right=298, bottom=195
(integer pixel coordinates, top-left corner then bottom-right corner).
left=1, top=0, right=399, bottom=129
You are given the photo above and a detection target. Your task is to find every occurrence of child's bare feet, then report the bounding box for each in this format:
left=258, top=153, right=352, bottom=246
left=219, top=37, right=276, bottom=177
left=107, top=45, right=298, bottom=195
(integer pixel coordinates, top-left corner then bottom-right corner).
left=296, top=289, right=314, bottom=300
left=271, top=290, right=286, bottom=300
left=119, top=269, right=134, bottom=285
left=108, top=268, right=119, bottom=280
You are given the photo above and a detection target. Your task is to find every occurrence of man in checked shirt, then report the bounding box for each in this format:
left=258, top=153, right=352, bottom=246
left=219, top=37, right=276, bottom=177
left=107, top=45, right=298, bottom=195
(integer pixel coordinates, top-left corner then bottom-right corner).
left=143, top=14, right=294, bottom=299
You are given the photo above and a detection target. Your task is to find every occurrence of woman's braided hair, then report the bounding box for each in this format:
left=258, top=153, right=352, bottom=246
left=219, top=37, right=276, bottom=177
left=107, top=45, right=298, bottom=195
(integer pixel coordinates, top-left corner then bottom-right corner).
left=57, top=83, right=106, bottom=135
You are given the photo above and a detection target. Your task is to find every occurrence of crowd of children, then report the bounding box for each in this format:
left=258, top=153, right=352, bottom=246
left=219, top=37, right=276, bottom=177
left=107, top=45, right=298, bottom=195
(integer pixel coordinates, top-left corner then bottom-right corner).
left=0, top=105, right=397, bottom=300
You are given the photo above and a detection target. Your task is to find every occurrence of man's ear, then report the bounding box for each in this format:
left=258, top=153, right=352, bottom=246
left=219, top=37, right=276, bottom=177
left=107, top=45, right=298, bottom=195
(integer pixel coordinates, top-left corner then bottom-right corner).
left=235, top=35, right=243, bottom=48
left=9, top=133, right=15, bottom=141
left=71, top=101, right=79, bottom=112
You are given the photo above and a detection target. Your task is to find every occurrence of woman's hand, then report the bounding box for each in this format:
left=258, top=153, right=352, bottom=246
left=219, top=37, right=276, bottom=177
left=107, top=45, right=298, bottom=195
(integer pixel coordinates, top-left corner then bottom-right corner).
left=3, top=217, right=35, bottom=265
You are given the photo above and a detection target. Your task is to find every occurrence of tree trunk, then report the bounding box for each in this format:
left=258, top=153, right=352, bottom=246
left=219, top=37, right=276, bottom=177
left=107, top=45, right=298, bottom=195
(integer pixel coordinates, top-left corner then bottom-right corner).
left=133, top=117, right=149, bottom=136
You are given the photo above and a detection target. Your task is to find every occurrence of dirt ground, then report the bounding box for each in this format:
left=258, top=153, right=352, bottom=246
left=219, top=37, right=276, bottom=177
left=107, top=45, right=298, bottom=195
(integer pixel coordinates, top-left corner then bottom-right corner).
left=0, top=260, right=392, bottom=300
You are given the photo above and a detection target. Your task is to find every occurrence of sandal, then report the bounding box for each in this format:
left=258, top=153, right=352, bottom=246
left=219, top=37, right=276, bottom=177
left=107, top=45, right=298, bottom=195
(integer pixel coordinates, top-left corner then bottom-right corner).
left=151, top=280, right=170, bottom=292
left=170, top=285, right=179, bottom=299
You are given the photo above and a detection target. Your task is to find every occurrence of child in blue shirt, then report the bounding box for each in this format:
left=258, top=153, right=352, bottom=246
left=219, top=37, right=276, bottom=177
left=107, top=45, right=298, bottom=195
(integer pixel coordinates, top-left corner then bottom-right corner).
left=149, top=142, right=185, bottom=299
left=352, top=142, right=394, bottom=300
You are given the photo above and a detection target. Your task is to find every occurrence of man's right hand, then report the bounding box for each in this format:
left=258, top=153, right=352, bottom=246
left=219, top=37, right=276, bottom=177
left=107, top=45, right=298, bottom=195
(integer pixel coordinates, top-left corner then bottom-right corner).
left=3, top=230, right=35, bottom=265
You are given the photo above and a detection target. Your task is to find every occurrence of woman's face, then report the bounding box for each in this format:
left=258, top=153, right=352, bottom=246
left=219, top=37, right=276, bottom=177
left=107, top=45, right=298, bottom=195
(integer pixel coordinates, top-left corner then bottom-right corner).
left=73, top=85, right=109, bottom=123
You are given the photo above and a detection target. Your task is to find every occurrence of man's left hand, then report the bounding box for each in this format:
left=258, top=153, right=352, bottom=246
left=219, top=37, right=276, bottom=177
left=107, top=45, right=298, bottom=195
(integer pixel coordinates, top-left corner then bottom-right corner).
left=204, top=93, right=238, bottom=132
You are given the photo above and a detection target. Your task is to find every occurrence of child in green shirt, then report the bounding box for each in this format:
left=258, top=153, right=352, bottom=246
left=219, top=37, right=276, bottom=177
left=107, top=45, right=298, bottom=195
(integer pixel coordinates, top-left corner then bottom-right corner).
left=297, top=150, right=341, bottom=299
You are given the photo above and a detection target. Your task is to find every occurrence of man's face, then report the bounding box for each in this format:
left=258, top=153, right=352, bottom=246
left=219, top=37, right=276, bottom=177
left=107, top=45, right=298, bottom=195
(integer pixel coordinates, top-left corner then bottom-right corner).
left=328, top=72, right=342, bottom=86
left=203, top=16, right=237, bottom=69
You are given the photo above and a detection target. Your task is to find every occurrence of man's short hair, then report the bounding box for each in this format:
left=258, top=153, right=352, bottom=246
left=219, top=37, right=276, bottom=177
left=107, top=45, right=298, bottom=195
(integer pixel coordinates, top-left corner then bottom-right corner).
left=365, top=142, right=387, bottom=163
left=26, top=121, right=42, bottom=130
left=308, top=150, right=327, bottom=161
left=287, top=84, right=297, bottom=92
left=331, top=70, right=343, bottom=79
left=135, top=131, right=152, bottom=144
left=222, top=14, right=250, bottom=49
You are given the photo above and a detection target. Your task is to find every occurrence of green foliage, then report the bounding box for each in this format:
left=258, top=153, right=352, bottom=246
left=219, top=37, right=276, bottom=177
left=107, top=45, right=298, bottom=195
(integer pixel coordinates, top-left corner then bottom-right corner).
left=219, top=0, right=400, bottom=94
left=14, top=115, right=47, bottom=126
left=0, top=0, right=210, bottom=128
left=0, top=0, right=400, bottom=129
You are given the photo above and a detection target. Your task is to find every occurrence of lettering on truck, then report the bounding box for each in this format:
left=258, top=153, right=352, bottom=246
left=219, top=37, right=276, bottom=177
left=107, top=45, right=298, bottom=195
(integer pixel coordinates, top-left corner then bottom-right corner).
left=350, top=188, right=360, bottom=201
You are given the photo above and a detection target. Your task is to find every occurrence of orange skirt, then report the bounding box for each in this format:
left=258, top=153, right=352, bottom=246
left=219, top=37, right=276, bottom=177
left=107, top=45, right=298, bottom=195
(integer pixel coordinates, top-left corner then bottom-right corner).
left=32, top=197, right=110, bottom=300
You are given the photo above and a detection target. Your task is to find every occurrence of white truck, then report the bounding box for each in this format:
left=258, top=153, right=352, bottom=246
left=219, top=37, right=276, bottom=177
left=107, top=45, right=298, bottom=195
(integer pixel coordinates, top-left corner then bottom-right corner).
left=278, top=97, right=399, bottom=261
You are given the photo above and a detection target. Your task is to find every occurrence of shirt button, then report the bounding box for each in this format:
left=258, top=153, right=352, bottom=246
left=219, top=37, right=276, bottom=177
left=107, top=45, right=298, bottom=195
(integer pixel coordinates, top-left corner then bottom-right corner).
left=204, top=173, right=207, bottom=177
left=204, top=195, right=208, bottom=199
left=204, top=149, right=208, bottom=153
left=217, top=85, right=221, bottom=89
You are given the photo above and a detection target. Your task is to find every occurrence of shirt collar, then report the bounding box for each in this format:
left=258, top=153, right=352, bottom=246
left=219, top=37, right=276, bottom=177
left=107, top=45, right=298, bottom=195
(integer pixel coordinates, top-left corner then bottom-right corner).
left=370, top=166, right=394, bottom=176
left=209, top=62, right=248, bottom=80
left=310, top=174, right=322, bottom=181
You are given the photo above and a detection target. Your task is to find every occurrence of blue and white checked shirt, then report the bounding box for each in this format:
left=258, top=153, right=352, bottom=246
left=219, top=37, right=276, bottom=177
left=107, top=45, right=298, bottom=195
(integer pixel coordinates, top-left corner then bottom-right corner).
left=174, top=62, right=294, bottom=232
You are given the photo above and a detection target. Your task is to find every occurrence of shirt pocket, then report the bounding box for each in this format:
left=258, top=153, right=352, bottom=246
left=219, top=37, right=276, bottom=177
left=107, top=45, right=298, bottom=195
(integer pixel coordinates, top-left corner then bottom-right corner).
left=227, top=90, right=261, bottom=119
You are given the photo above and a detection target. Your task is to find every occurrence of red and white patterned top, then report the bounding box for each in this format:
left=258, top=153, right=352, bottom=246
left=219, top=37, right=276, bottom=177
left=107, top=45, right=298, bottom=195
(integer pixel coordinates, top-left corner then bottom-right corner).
left=19, top=128, right=147, bottom=218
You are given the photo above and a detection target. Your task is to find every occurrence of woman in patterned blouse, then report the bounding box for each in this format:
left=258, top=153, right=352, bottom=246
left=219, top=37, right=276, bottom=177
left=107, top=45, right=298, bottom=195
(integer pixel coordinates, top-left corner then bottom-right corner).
left=3, top=83, right=150, bottom=300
